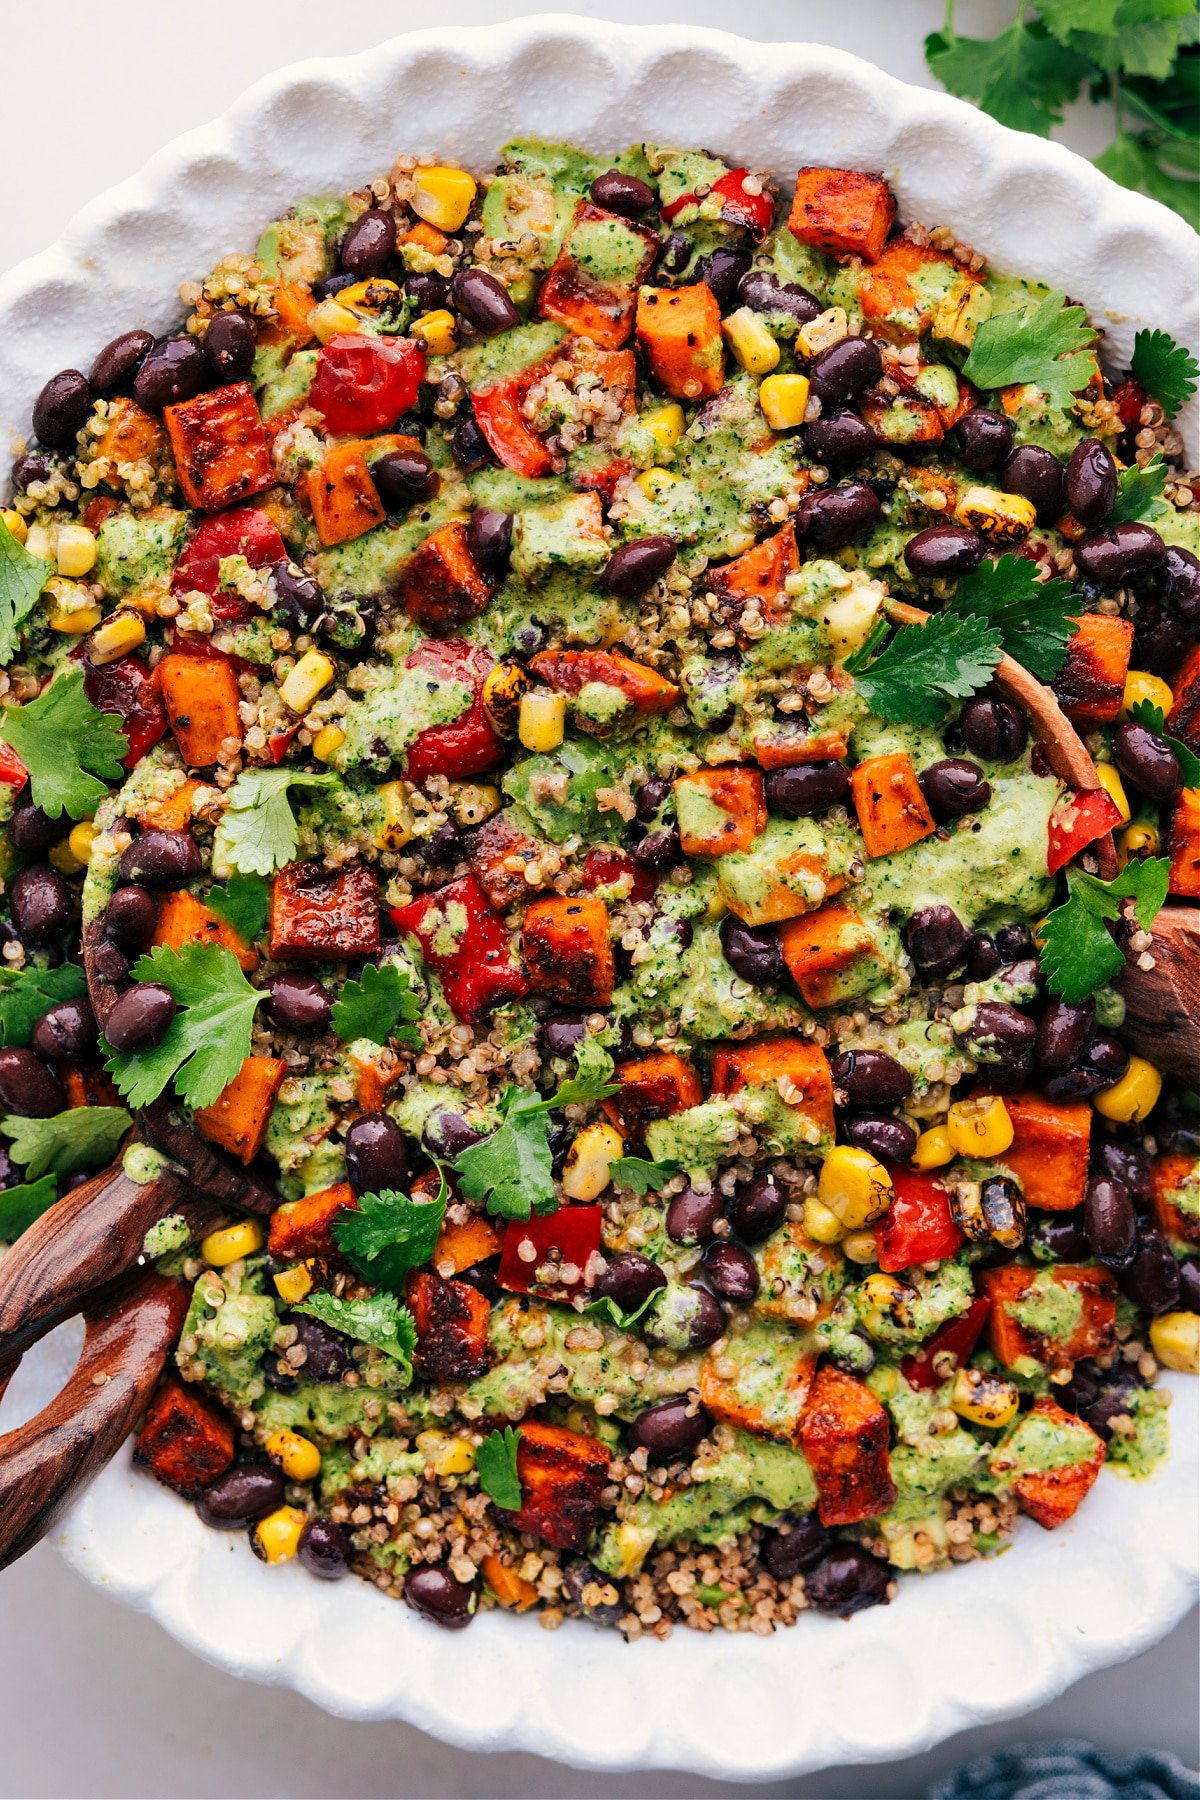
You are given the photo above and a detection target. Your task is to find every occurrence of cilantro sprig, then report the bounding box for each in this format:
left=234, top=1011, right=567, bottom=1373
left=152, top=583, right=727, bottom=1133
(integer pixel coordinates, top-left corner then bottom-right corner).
left=1039, top=856, right=1171, bottom=1004
left=331, top=962, right=421, bottom=1050
left=295, top=1288, right=416, bottom=1378
left=1130, top=329, right=1199, bottom=418
left=0, top=1174, right=58, bottom=1243
left=0, top=514, right=51, bottom=663
left=960, top=289, right=1096, bottom=410
left=205, top=873, right=270, bottom=944
left=104, top=942, right=266, bottom=1109
left=332, top=1172, right=448, bottom=1293
left=219, top=767, right=337, bottom=877
left=845, top=611, right=1003, bottom=727
left=475, top=1426, right=523, bottom=1510
left=1129, top=699, right=1200, bottom=788
left=1108, top=455, right=1169, bottom=525
left=947, top=556, right=1078, bottom=681
left=0, top=668, right=128, bottom=820
left=0, top=962, right=89, bottom=1050
left=452, top=1049, right=621, bottom=1221
left=609, top=1155, right=681, bottom=1196
left=1, top=1105, right=130, bottom=1181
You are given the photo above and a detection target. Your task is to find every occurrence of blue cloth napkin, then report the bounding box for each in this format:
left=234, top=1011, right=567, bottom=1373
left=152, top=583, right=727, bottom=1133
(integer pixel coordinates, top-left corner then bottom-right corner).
left=929, top=1740, right=1200, bottom=1800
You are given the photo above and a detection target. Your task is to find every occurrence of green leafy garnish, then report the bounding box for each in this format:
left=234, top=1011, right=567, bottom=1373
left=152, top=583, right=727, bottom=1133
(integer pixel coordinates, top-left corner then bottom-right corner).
left=584, top=1287, right=664, bottom=1330
left=1, top=1105, right=130, bottom=1181
left=104, top=942, right=266, bottom=1109
left=453, top=1087, right=557, bottom=1220
left=331, top=962, right=421, bottom=1050
left=0, top=1174, right=58, bottom=1243
left=961, top=289, right=1096, bottom=410
left=204, top=873, right=270, bottom=944
left=845, top=611, right=1003, bottom=726
left=550, top=1036, right=619, bottom=1108
left=947, top=556, right=1078, bottom=681
left=926, top=15, right=1089, bottom=136
left=219, top=767, right=337, bottom=876
left=0, top=668, right=128, bottom=820
left=1108, top=455, right=1169, bottom=524
left=475, top=1426, right=523, bottom=1510
left=295, top=1288, right=416, bottom=1377
left=0, top=514, right=51, bottom=663
left=332, top=1171, right=448, bottom=1293
left=609, top=1155, right=681, bottom=1196
left=1039, top=856, right=1171, bottom=1003
left=0, top=962, right=88, bottom=1049
left=1129, top=699, right=1200, bottom=787
left=1130, top=328, right=1200, bottom=417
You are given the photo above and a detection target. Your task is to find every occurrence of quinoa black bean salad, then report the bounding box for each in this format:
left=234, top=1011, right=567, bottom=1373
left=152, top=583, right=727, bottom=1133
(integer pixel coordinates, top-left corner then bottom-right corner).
left=0, top=141, right=1197, bottom=1638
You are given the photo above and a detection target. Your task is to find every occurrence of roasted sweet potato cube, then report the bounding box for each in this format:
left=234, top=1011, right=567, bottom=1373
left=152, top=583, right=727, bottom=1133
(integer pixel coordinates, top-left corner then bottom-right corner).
left=779, top=902, right=881, bottom=1009
left=788, top=167, right=896, bottom=263
left=707, top=525, right=800, bottom=623
left=158, top=652, right=243, bottom=767
left=528, top=647, right=681, bottom=715
left=859, top=389, right=945, bottom=445
left=153, top=888, right=257, bottom=972
left=1053, top=615, right=1135, bottom=726
left=710, top=1035, right=835, bottom=1134
left=165, top=382, right=273, bottom=512
left=268, top=1181, right=356, bottom=1263
left=407, top=1270, right=492, bottom=1382
left=1151, top=1151, right=1200, bottom=1251
left=305, top=440, right=386, bottom=546
left=981, top=1263, right=1118, bottom=1370
left=997, top=1397, right=1105, bottom=1529
left=993, top=1090, right=1092, bottom=1211
left=635, top=284, right=725, bottom=399
left=601, top=1052, right=703, bottom=1146
left=700, top=1324, right=816, bottom=1444
left=856, top=239, right=973, bottom=335
left=1167, top=788, right=1200, bottom=898
left=94, top=395, right=166, bottom=469
left=537, top=201, right=660, bottom=349
left=481, top=1552, right=539, bottom=1611
left=751, top=721, right=850, bottom=769
left=799, top=1363, right=896, bottom=1525
left=521, top=894, right=614, bottom=1008
left=193, top=1055, right=286, bottom=1164
left=1168, top=642, right=1200, bottom=752
left=433, top=1211, right=505, bottom=1278
left=269, top=861, right=380, bottom=962
left=850, top=752, right=936, bottom=857
left=137, top=776, right=201, bottom=833
left=401, top=520, right=492, bottom=635
left=753, top=1222, right=843, bottom=1326
left=349, top=1044, right=401, bottom=1114
left=134, top=1376, right=234, bottom=1497
left=464, top=810, right=549, bottom=911
left=264, top=279, right=317, bottom=348
left=674, top=765, right=766, bottom=858
left=503, top=1420, right=611, bottom=1551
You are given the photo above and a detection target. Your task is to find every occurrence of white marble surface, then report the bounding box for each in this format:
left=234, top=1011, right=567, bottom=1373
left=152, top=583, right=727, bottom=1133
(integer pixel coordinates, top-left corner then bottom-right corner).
left=0, top=4, right=1196, bottom=1794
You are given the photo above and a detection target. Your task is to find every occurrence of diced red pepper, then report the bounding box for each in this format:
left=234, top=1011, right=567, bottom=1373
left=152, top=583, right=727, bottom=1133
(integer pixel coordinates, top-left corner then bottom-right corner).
left=471, top=378, right=555, bottom=479
left=390, top=872, right=529, bottom=1023
left=582, top=845, right=658, bottom=904
left=0, top=741, right=28, bottom=788
left=875, top=1166, right=964, bottom=1273
left=571, top=455, right=633, bottom=504
left=403, top=639, right=505, bottom=785
left=497, top=1204, right=603, bottom=1300
left=80, top=653, right=168, bottom=769
left=310, top=333, right=426, bottom=439
left=267, top=724, right=300, bottom=764
left=1112, top=377, right=1147, bottom=427
left=901, top=1295, right=992, bottom=1390
left=1047, top=786, right=1124, bottom=875
left=662, top=168, right=775, bottom=239
left=171, top=506, right=286, bottom=624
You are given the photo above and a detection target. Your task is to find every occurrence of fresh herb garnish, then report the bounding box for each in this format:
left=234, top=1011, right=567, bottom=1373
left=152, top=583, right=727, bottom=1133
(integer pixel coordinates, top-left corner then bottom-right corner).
left=0, top=515, right=51, bottom=663
left=947, top=556, right=1078, bottom=681
left=960, top=289, right=1096, bottom=410
left=1129, top=699, right=1200, bottom=787
left=1130, top=328, right=1199, bottom=418
left=0, top=1174, right=58, bottom=1242
left=475, top=1426, right=523, bottom=1510
left=926, top=14, right=1089, bottom=136
left=451, top=1058, right=620, bottom=1222
left=1, top=1105, right=130, bottom=1181
left=1039, top=856, right=1171, bottom=1004
left=331, top=962, right=422, bottom=1049
left=608, top=1155, right=681, bottom=1196
left=204, top=872, right=270, bottom=944
left=584, top=1287, right=664, bottom=1330
left=550, top=1036, right=619, bottom=1108
left=219, top=766, right=337, bottom=877
left=332, top=1171, right=448, bottom=1293
left=845, top=611, right=1003, bottom=726
left=104, top=942, right=266, bottom=1109
left=295, top=1288, right=416, bottom=1377
left=1108, top=455, right=1169, bottom=525
left=0, top=668, right=128, bottom=820
left=0, top=962, right=89, bottom=1049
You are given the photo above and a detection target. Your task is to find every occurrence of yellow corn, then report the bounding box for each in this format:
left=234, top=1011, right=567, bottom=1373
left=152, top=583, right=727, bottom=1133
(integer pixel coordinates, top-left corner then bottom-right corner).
left=2, top=509, right=28, bottom=545
left=1093, top=1054, right=1162, bottom=1123
left=55, top=522, right=98, bottom=578
left=859, top=1271, right=916, bottom=1334
left=1095, top=761, right=1131, bottom=823
left=1149, top=1310, right=1200, bottom=1375
left=803, top=1194, right=847, bottom=1244
left=606, top=1519, right=656, bottom=1579
left=947, top=1095, right=1014, bottom=1158
left=643, top=403, right=685, bottom=453
left=758, top=372, right=810, bottom=430
left=636, top=468, right=680, bottom=501
left=45, top=580, right=102, bottom=634
left=311, top=724, right=346, bottom=763
left=951, top=1366, right=1020, bottom=1429
left=796, top=307, right=849, bottom=360
left=1121, top=669, right=1175, bottom=720
left=518, top=689, right=566, bottom=753
left=86, top=608, right=147, bottom=666
left=841, top=1229, right=879, bottom=1265
left=201, top=1219, right=266, bottom=1267
left=67, top=819, right=98, bottom=866
left=309, top=298, right=361, bottom=344
left=483, top=660, right=531, bottom=736
left=265, top=1428, right=322, bottom=1483
left=819, top=581, right=884, bottom=660
left=255, top=1505, right=307, bottom=1564
left=49, top=838, right=86, bottom=876
left=817, top=1144, right=894, bottom=1230
left=375, top=779, right=415, bottom=851
left=23, top=524, right=54, bottom=561
left=1119, top=821, right=1160, bottom=863
left=279, top=649, right=336, bottom=714
left=411, top=166, right=477, bottom=233
left=955, top=486, right=1036, bottom=545
left=722, top=307, right=780, bottom=376
left=337, top=277, right=404, bottom=314
left=912, top=1123, right=954, bottom=1170
left=561, top=1121, right=624, bottom=1202
left=416, top=1430, right=477, bottom=1477
left=448, top=782, right=502, bottom=827
left=411, top=309, right=458, bottom=355
left=929, top=276, right=992, bottom=351
left=273, top=1263, right=314, bottom=1305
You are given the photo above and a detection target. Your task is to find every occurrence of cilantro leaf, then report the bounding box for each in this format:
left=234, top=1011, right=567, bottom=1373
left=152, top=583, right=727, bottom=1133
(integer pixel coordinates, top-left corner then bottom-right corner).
left=475, top=1426, right=523, bottom=1510
left=584, top=1287, right=664, bottom=1330
left=1, top=1105, right=130, bottom=1181
left=1129, top=698, right=1200, bottom=786
left=551, top=1036, right=619, bottom=1108
left=925, top=19, right=1089, bottom=136
left=947, top=556, right=1078, bottom=681
left=1130, top=328, right=1199, bottom=416
left=961, top=290, right=1096, bottom=410
left=332, top=1174, right=448, bottom=1293
left=453, top=1087, right=556, bottom=1220
left=1109, top=455, right=1169, bottom=524
left=331, top=962, right=421, bottom=1050
left=1039, top=857, right=1171, bottom=1003
left=295, top=1288, right=416, bottom=1376
left=219, top=767, right=337, bottom=877
left=204, top=873, right=269, bottom=944
left=0, top=514, right=51, bottom=663
left=845, top=611, right=1003, bottom=726
left=1095, top=130, right=1199, bottom=226
left=0, top=1174, right=58, bottom=1243
left=609, top=1155, right=681, bottom=1196
left=0, top=962, right=88, bottom=1049
left=105, top=942, right=266, bottom=1109
left=0, top=668, right=128, bottom=821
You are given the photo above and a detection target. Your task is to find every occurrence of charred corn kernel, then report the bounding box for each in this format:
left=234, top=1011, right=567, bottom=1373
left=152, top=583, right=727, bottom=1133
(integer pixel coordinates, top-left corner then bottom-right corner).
left=265, top=1428, right=322, bottom=1483
left=375, top=779, right=415, bottom=850
left=255, top=1505, right=306, bottom=1564
left=1119, top=821, right=1160, bottom=862
left=796, top=306, right=848, bottom=360
left=947, top=1095, right=1014, bottom=1158
left=280, top=649, right=336, bottom=714
left=912, top=1123, right=954, bottom=1170
left=55, top=522, right=98, bottom=578
left=67, top=819, right=98, bottom=865
left=309, top=298, right=361, bottom=343
left=49, top=838, right=86, bottom=876
left=952, top=1366, right=1020, bottom=1429
left=955, top=485, right=1036, bottom=545
left=803, top=1194, right=847, bottom=1244
left=859, top=1271, right=916, bottom=1334
left=311, top=724, right=346, bottom=763
left=1093, top=1054, right=1162, bottom=1123
left=411, top=166, right=477, bottom=232
left=1095, top=761, right=1131, bottom=822
left=818, top=1144, right=894, bottom=1230
left=273, top=1263, right=314, bottom=1305
left=643, top=402, right=685, bottom=452
left=704, top=887, right=728, bottom=923
left=45, top=580, right=102, bottom=634
left=86, top=607, right=146, bottom=665
left=819, top=581, right=884, bottom=659
left=2, top=509, right=27, bottom=545
left=723, top=307, right=780, bottom=375
left=201, top=1219, right=266, bottom=1267
left=562, top=1121, right=624, bottom=1202
left=1149, top=1310, right=1200, bottom=1375
left=416, top=1430, right=476, bottom=1477
left=1120, top=669, right=1175, bottom=720
left=518, top=688, right=566, bottom=753
left=758, top=372, right=810, bottom=430
left=411, top=309, right=458, bottom=355
left=448, top=782, right=502, bottom=827
left=842, top=1229, right=879, bottom=1265
left=929, top=276, right=992, bottom=350
left=636, top=467, right=680, bottom=501
left=482, top=659, right=531, bottom=735
left=23, top=523, right=54, bottom=561
left=338, top=277, right=404, bottom=314
left=607, top=1519, right=656, bottom=1579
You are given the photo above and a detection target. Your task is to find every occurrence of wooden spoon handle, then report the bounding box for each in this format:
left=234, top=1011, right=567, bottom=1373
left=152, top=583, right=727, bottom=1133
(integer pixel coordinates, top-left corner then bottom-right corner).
left=1117, top=905, right=1200, bottom=1084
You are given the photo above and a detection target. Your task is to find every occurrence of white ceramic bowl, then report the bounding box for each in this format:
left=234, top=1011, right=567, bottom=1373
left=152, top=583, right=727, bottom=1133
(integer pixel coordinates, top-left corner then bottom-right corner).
left=2, top=17, right=1197, bottom=1781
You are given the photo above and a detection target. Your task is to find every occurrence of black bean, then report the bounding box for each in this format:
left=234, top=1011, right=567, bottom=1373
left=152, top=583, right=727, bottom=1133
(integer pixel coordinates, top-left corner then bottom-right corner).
left=739, top=271, right=822, bottom=326
left=455, top=1257, right=501, bottom=1302
left=955, top=1001, right=1036, bottom=1069
left=271, top=563, right=325, bottom=628
left=402, top=270, right=450, bottom=314
left=1075, top=523, right=1167, bottom=586
left=680, top=1286, right=727, bottom=1348
left=450, top=268, right=521, bottom=336
left=593, top=1251, right=666, bottom=1313
left=602, top=536, right=678, bottom=598
left=285, top=1310, right=355, bottom=1382
left=664, top=916, right=693, bottom=952
left=631, top=824, right=681, bottom=873
left=1065, top=438, right=1118, bottom=530
left=703, top=1240, right=760, bottom=1302
left=1178, top=1259, right=1200, bottom=1313
left=104, top=981, right=176, bottom=1054
left=1036, top=998, right=1095, bottom=1071
left=634, top=776, right=671, bottom=822
left=802, top=409, right=876, bottom=464
left=967, top=933, right=1002, bottom=981
left=955, top=408, right=1013, bottom=471
left=404, top=1565, right=475, bottom=1629
left=267, top=973, right=332, bottom=1035
left=1089, top=1033, right=1130, bottom=1084
left=11, top=451, right=53, bottom=491
left=1162, top=545, right=1200, bottom=623
left=8, top=802, right=61, bottom=854
left=1029, top=1210, right=1091, bottom=1263
left=831, top=1049, right=912, bottom=1107
left=994, top=923, right=1034, bottom=963
left=10, top=864, right=70, bottom=945
left=795, top=482, right=881, bottom=552
left=808, top=337, right=883, bottom=403
left=90, top=940, right=129, bottom=987
left=844, top=1114, right=917, bottom=1164
left=1092, top=1138, right=1152, bottom=1206
left=764, top=761, right=850, bottom=817
left=666, top=1184, right=724, bottom=1245
left=627, top=1396, right=712, bottom=1461
left=1083, top=1174, right=1137, bottom=1265
left=537, top=1013, right=587, bottom=1059
left=919, top=757, right=991, bottom=820
left=695, top=248, right=752, bottom=314
left=959, top=694, right=1028, bottom=762
left=718, top=915, right=784, bottom=987
left=1043, top=1064, right=1114, bottom=1100
left=344, top=1112, right=410, bottom=1196
left=196, top=1462, right=285, bottom=1528
left=466, top=507, right=513, bottom=572
left=422, top=1108, right=484, bottom=1160
left=905, top=904, right=972, bottom=981
left=1121, top=1226, right=1181, bottom=1316
left=562, top=1559, right=623, bottom=1627
left=1112, top=721, right=1182, bottom=801
left=0, top=1047, right=64, bottom=1118
left=313, top=271, right=358, bottom=302
left=806, top=1544, right=891, bottom=1615
left=340, top=208, right=397, bottom=278
left=450, top=412, right=491, bottom=472
left=1000, top=445, right=1063, bottom=524
left=103, top=884, right=158, bottom=953
left=32, top=370, right=94, bottom=449
left=905, top=524, right=986, bottom=581
left=31, top=996, right=97, bottom=1060
left=1136, top=616, right=1189, bottom=676
left=760, top=1512, right=829, bottom=1579
left=118, top=829, right=202, bottom=889
left=203, top=312, right=256, bottom=382
left=373, top=446, right=439, bottom=509
left=90, top=329, right=155, bottom=396
left=298, top=1516, right=351, bottom=1579
left=656, top=233, right=691, bottom=276
left=727, top=1173, right=787, bottom=1244
left=133, top=336, right=208, bottom=412
left=589, top=168, right=655, bottom=216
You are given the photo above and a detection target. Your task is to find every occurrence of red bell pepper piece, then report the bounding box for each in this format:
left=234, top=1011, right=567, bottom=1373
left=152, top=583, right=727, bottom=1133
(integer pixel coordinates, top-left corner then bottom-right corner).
left=498, top=1205, right=603, bottom=1300
left=662, top=168, right=775, bottom=239
left=571, top=456, right=633, bottom=505
left=403, top=639, right=504, bottom=785
left=1046, top=786, right=1124, bottom=875
left=391, top=873, right=529, bottom=1023
left=1111, top=378, right=1147, bottom=427
left=901, top=1295, right=992, bottom=1390
left=875, top=1166, right=965, bottom=1273
left=471, top=378, right=555, bottom=479
left=0, top=742, right=28, bottom=788
left=267, top=724, right=300, bottom=765
left=171, top=506, right=286, bottom=623
left=310, top=333, right=425, bottom=438
left=81, top=653, right=168, bottom=769
left=582, top=845, right=657, bottom=905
